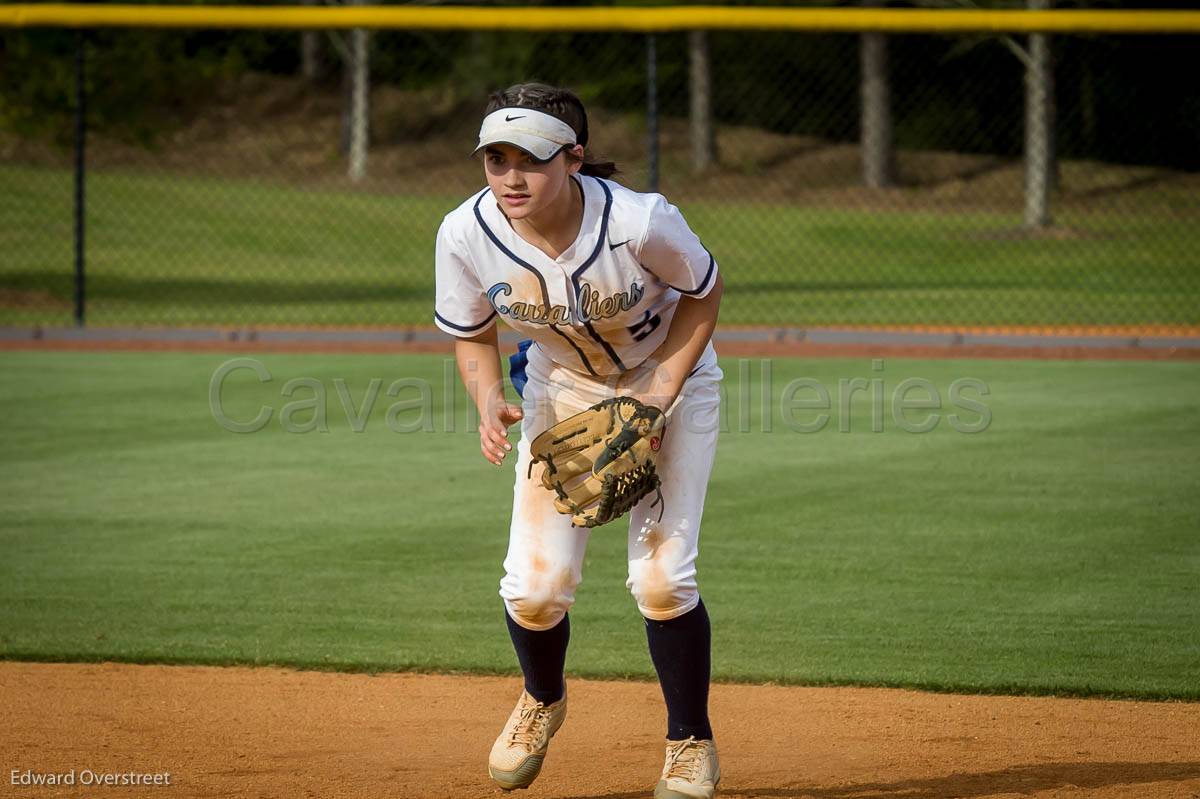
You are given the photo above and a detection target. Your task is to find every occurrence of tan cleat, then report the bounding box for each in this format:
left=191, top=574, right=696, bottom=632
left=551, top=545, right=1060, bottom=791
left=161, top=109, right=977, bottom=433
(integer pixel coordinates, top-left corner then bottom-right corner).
left=487, top=688, right=567, bottom=791
left=654, top=736, right=720, bottom=799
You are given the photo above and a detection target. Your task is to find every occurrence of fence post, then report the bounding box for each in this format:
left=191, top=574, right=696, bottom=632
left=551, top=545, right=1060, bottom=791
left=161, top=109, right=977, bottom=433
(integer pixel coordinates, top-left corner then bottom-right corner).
left=646, top=33, right=659, bottom=193
left=74, top=29, right=87, bottom=328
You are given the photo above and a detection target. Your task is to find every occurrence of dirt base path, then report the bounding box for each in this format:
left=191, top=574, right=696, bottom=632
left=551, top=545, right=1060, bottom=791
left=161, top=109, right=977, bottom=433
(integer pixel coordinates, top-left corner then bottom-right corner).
left=2, top=662, right=1198, bottom=799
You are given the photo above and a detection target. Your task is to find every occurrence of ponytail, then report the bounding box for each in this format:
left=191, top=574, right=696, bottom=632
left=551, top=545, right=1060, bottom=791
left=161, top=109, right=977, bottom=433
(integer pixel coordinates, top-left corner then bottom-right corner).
left=578, top=157, right=619, bottom=179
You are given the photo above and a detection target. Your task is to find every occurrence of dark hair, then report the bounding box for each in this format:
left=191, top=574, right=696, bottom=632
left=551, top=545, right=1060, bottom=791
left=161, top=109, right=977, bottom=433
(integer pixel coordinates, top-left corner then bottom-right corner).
left=485, top=82, right=619, bottom=179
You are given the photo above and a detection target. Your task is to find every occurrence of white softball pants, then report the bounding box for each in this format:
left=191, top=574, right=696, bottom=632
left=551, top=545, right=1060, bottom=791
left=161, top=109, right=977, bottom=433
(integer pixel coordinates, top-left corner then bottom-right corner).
left=499, top=340, right=723, bottom=631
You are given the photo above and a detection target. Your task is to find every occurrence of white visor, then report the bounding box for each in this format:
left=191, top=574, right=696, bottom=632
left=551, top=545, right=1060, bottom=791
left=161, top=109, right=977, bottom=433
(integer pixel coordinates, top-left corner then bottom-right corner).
left=473, top=108, right=577, bottom=163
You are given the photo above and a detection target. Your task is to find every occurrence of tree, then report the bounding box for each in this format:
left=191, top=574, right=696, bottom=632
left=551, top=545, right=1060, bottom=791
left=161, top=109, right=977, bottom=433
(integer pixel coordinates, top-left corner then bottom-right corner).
left=689, top=30, right=718, bottom=174
left=860, top=0, right=895, bottom=188
left=300, top=0, right=321, bottom=81
left=915, top=0, right=1057, bottom=225
left=348, top=21, right=369, bottom=182
left=328, top=0, right=370, bottom=182
left=1023, top=0, right=1055, bottom=228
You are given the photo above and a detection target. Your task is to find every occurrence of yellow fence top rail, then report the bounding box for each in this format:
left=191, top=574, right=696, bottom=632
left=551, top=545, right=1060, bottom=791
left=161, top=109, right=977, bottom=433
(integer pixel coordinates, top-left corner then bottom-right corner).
left=2, top=4, right=1200, bottom=34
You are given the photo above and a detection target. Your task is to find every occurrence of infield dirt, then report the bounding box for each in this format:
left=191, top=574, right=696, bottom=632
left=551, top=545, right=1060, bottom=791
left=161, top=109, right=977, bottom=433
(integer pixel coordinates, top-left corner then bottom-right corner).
left=2, top=662, right=1198, bottom=799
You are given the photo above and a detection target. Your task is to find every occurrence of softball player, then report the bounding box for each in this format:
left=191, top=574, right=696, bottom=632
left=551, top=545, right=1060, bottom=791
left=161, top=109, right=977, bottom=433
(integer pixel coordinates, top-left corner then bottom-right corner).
left=434, top=82, right=724, bottom=799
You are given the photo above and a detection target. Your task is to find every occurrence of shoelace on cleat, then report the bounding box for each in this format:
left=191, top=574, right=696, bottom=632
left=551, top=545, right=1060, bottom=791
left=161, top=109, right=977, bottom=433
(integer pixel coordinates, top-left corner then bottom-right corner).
left=508, top=699, right=552, bottom=750
left=663, top=737, right=706, bottom=781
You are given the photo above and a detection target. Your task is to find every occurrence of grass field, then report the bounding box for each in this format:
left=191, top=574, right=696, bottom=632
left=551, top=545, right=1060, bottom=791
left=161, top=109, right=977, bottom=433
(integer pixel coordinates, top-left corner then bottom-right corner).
left=3, top=163, right=1199, bottom=328
left=1, top=351, right=1197, bottom=699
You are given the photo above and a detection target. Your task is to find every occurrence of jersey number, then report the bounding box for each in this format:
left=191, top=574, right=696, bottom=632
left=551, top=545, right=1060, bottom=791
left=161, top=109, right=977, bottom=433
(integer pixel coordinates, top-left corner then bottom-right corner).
left=628, top=311, right=662, bottom=342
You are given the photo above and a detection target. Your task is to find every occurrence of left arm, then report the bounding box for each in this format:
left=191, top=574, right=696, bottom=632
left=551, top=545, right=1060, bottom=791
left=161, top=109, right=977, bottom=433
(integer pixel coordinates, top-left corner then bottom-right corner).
left=626, top=271, right=724, bottom=410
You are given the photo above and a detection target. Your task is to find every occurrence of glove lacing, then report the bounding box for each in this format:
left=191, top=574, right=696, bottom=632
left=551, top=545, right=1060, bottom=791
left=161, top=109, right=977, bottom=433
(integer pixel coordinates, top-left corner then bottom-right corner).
left=601, top=462, right=665, bottom=524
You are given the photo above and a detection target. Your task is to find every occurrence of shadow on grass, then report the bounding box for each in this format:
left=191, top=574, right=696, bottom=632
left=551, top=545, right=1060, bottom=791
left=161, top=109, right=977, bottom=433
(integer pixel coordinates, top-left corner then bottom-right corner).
left=8, top=270, right=1039, bottom=306
left=2, top=271, right=430, bottom=306
left=726, top=277, right=1031, bottom=294
left=560, top=761, right=1200, bottom=799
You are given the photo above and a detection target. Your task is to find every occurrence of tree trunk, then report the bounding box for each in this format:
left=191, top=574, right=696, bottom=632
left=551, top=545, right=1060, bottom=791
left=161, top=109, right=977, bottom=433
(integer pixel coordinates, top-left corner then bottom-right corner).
left=860, top=1, right=895, bottom=189
left=340, top=41, right=351, bottom=156
left=646, top=34, right=659, bottom=193
left=1024, top=0, right=1054, bottom=228
left=300, top=0, right=319, bottom=81
left=1080, top=49, right=1096, bottom=154
left=1047, top=38, right=1059, bottom=193
left=688, top=30, right=717, bottom=174
left=301, top=32, right=320, bottom=81
left=348, top=25, right=369, bottom=182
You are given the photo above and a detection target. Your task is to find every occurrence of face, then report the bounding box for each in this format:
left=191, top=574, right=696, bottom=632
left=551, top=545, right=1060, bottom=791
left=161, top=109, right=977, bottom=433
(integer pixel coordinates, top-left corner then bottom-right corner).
left=483, top=142, right=583, bottom=222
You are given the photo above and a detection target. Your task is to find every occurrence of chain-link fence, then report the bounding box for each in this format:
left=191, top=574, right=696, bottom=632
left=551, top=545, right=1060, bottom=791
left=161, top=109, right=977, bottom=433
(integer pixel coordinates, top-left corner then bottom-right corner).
left=2, top=11, right=1198, bottom=329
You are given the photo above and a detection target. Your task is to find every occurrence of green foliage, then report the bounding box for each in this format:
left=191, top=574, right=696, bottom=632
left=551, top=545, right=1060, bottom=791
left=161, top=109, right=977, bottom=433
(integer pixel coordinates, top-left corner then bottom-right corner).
left=1, top=28, right=243, bottom=148
left=3, top=7, right=1200, bottom=167
left=0, top=19, right=309, bottom=149
left=1, top=30, right=71, bottom=145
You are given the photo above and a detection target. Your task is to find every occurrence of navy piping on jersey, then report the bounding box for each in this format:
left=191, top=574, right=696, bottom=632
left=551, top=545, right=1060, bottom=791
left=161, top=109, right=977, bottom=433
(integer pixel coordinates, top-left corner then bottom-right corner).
left=546, top=326, right=599, bottom=377
left=435, top=309, right=496, bottom=333
left=570, top=178, right=627, bottom=372
left=473, top=188, right=599, bottom=377
left=473, top=189, right=550, bottom=308
left=669, top=250, right=717, bottom=297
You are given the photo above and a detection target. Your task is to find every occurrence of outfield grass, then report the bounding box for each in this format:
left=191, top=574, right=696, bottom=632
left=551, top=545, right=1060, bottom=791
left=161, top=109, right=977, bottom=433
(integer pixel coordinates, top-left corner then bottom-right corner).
left=1, top=351, right=1197, bottom=699
left=3, top=163, right=1198, bottom=328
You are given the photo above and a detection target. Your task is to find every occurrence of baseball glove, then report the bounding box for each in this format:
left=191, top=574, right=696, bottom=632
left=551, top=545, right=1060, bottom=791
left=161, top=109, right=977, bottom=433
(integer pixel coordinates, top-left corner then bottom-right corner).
left=528, top=396, right=666, bottom=528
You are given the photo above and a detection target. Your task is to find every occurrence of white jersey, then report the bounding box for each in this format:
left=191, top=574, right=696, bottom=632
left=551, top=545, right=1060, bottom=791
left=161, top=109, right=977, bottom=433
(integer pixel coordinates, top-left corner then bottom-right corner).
left=434, top=175, right=719, bottom=377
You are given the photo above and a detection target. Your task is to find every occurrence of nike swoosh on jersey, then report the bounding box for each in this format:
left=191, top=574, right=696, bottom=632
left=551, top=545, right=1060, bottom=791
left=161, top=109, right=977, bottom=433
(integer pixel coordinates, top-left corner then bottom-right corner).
left=505, top=114, right=525, bottom=121
left=608, top=239, right=633, bottom=250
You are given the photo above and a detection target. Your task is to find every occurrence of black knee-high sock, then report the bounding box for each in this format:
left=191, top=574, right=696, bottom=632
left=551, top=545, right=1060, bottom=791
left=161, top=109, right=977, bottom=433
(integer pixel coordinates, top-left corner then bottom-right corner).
left=505, top=609, right=569, bottom=704
left=644, top=597, right=713, bottom=741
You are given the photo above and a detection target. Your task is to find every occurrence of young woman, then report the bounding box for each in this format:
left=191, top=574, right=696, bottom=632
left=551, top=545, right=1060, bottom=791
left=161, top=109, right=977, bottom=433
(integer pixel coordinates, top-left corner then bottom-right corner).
left=433, top=82, right=724, bottom=799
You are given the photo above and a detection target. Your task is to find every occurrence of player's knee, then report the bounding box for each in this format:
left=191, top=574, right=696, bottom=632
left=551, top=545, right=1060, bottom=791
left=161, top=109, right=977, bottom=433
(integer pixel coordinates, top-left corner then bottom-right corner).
left=628, top=571, right=697, bottom=620
left=503, top=567, right=578, bottom=630
left=506, top=592, right=569, bottom=630
left=628, top=533, right=699, bottom=618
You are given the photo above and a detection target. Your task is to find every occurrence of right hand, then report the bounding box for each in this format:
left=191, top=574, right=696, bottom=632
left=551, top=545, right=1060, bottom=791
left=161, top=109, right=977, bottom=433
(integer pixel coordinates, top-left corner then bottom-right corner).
left=479, top=401, right=524, bottom=466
